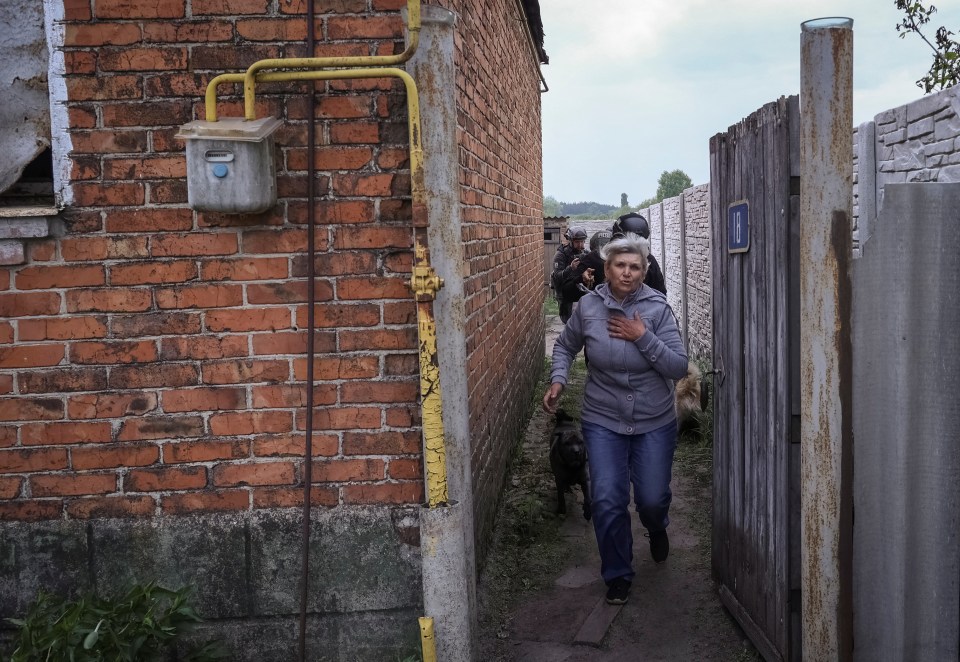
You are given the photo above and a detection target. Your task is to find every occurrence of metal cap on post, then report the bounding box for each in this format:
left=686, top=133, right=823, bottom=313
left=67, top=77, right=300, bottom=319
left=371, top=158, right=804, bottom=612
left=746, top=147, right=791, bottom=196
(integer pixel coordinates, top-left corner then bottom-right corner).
left=799, top=16, right=854, bottom=662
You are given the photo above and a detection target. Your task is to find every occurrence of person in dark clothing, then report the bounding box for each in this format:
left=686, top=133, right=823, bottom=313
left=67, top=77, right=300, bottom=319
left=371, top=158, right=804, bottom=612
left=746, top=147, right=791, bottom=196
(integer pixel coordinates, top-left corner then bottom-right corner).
left=551, top=226, right=588, bottom=323
left=611, top=213, right=666, bottom=295
left=558, top=230, right=611, bottom=310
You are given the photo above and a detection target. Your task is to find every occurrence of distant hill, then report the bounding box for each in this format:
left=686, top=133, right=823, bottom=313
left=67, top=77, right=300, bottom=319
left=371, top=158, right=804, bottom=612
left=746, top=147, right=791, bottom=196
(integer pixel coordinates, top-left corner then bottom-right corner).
left=560, top=201, right=618, bottom=216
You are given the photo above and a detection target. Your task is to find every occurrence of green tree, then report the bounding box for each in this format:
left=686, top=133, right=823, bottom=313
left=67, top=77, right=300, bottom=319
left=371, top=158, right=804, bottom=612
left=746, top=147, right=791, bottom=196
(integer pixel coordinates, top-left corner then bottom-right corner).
left=896, top=1, right=960, bottom=92
left=543, top=195, right=562, bottom=217
left=620, top=193, right=629, bottom=208
left=654, top=169, right=693, bottom=201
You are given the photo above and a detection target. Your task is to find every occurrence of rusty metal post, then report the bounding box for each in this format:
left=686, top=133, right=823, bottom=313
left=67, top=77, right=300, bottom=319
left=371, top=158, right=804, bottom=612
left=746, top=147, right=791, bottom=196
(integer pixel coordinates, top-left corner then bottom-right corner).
left=799, top=17, right=854, bottom=662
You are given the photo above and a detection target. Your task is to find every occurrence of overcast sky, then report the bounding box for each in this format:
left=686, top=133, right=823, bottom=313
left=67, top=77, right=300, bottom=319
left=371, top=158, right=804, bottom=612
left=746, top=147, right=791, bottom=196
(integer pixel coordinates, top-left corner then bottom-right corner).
left=539, top=0, right=960, bottom=206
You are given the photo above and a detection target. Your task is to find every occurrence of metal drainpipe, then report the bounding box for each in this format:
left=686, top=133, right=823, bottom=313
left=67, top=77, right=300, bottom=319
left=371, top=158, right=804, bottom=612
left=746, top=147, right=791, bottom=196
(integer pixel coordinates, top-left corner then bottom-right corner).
left=799, top=17, right=854, bottom=662
left=297, top=2, right=318, bottom=659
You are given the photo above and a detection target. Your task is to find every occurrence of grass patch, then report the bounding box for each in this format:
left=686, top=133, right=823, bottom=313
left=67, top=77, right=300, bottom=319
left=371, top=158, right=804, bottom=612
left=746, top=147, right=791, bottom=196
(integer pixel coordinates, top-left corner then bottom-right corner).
left=543, top=291, right=559, bottom=317
left=477, top=355, right=586, bottom=642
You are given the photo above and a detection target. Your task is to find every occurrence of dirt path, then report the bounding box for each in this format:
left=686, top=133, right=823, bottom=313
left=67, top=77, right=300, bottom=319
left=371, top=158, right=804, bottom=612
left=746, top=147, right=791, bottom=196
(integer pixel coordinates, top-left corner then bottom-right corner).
left=477, top=315, right=758, bottom=661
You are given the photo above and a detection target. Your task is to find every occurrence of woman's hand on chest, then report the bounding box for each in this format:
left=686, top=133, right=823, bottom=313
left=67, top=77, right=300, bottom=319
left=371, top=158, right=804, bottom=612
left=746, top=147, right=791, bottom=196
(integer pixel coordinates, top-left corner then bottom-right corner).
left=607, top=311, right=647, bottom=342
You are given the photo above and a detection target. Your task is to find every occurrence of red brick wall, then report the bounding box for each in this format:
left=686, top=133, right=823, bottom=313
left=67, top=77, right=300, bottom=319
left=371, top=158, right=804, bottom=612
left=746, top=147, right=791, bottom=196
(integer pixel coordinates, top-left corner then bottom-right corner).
left=2, top=0, right=543, bottom=552
left=440, top=0, right=545, bottom=552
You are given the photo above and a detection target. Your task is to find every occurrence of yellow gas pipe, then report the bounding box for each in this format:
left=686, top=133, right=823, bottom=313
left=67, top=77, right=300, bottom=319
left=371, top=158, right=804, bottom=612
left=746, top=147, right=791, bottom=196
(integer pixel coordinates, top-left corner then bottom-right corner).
left=203, top=23, right=452, bottom=657
left=203, top=0, right=420, bottom=122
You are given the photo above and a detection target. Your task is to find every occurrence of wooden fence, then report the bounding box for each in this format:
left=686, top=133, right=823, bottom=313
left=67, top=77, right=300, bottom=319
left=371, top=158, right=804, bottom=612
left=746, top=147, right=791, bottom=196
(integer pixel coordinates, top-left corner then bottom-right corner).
left=709, top=95, right=801, bottom=662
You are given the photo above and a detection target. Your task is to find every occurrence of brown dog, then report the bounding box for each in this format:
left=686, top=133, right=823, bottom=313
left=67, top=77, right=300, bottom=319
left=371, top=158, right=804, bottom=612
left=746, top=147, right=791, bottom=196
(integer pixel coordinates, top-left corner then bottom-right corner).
left=549, top=410, right=591, bottom=520
left=675, top=361, right=704, bottom=436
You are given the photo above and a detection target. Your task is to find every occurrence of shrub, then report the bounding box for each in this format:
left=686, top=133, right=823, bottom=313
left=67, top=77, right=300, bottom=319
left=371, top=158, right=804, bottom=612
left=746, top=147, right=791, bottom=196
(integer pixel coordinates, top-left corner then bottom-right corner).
left=6, top=582, right=228, bottom=662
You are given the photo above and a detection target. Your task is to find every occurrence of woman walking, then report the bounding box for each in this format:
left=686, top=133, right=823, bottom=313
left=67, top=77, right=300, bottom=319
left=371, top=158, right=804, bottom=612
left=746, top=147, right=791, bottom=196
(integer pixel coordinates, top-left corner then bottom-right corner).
left=543, top=232, right=687, bottom=605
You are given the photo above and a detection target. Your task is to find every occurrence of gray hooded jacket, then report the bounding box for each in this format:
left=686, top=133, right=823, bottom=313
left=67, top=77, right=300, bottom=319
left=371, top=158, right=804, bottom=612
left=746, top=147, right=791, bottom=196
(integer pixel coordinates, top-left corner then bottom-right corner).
left=551, top=282, right=688, bottom=435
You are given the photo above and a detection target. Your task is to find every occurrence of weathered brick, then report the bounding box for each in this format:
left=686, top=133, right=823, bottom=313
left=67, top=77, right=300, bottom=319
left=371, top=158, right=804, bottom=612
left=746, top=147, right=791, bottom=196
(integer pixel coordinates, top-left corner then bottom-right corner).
left=199, top=257, right=289, bottom=281
left=68, top=392, right=158, bottom=419
left=111, top=312, right=202, bottom=337
left=0, top=476, right=23, bottom=498
left=127, top=465, right=207, bottom=491
left=205, top=308, right=292, bottom=333
left=72, top=182, right=145, bottom=207
left=245, top=281, right=319, bottom=305
left=252, top=486, right=338, bottom=508
left=0, top=500, right=63, bottom=521
left=0, top=398, right=64, bottom=422
left=287, top=147, right=373, bottom=171
left=208, top=410, right=293, bottom=436
left=161, top=490, right=249, bottom=514
left=291, top=251, right=378, bottom=278
left=202, top=359, right=288, bottom=385
left=328, top=15, right=402, bottom=39
left=383, top=301, right=416, bottom=325
left=143, top=21, right=234, bottom=44
left=98, top=47, right=188, bottom=73
left=21, top=421, right=113, bottom=446
left=116, top=415, right=204, bottom=441
left=64, top=0, right=92, bottom=20
left=0, top=448, right=70, bottom=474
left=161, top=386, right=246, bottom=413
left=280, top=0, right=366, bottom=13
left=241, top=229, right=308, bottom=254
left=330, top=123, right=381, bottom=145
left=62, top=236, right=150, bottom=261
left=66, top=288, right=152, bottom=313
left=251, top=383, right=336, bottom=409
left=64, top=51, right=97, bottom=75
left=235, top=18, right=306, bottom=41
left=67, top=74, right=143, bottom=100
left=32, top=473, right=117, bottom=497
left=155, top=284, right=244, bottom=309
left=293, top=356, right=379, bottom=381
left=340, top=380, right=417, bottom=404
left=108, top=364, right=199, bottom=389
left=110, top=260, right=198, bottom=285
left=343, top=430, right=420, bottom=455
left=0, top=292, right=61, bottom=317
left=338, top=328, right=417, bottom=351
left=193, top=0, right=270, bottom=14
left=72, top=443, right=160, bottom=470
left=70, top=340, right=158, bottom=365
left=160, top=336, right=248, bottom=361
left=19, top=369, right=107, bottom=394
left=104, top=156, right=187, bottom=180
left=388, top=458, right=421, bottom=480
left=303, top=407, right=380, bottom=430
left=337, top=276, right=409, bottom=300
left=334, top=227, right=412, bottom=249
left=384, top=353, right=418, bottom=376
left=94, top=0, right=185, bottom=18
left=163, top=439, right=250, bottom=464
left=101, top=101, right=192, bottom=128
left=311, top=458, right=384, bottom=483
left=152, top=233, right=239, bottom=257
left=294, top=303, right=380, bottom=329
left=15, top=265, right=104, bottom=290
left=0, top=345, right=66, bottom=369
left=252, top=330, right=336, bottom=355
left=342, top=482, right=422, bottom=505
left=212, top=461, right=296, bottom=487
left=104, top=208, right=193, bottom=233
left=66, top=495, right=156, bottom=518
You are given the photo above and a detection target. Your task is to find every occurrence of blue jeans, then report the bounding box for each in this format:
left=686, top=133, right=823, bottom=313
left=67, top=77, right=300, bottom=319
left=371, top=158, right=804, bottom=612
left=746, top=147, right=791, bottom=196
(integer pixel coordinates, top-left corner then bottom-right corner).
left=581, top=419, right=678, bottom=585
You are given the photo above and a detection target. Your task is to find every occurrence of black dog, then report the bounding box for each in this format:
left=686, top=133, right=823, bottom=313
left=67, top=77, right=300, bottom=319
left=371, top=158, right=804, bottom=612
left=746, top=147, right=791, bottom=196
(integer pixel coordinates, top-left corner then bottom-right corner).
left=550, top=410, right=591, bottom=520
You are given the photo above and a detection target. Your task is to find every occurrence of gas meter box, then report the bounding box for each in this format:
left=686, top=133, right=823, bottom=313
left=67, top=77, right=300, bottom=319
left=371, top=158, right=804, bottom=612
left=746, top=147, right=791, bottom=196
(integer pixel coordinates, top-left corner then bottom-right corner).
left=177, top=117, right=283, bottom=214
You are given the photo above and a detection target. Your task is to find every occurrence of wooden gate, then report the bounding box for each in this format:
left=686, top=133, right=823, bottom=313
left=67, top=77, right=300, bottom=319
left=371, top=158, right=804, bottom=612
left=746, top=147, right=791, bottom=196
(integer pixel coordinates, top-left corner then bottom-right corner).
left=709, top=95, right=801, bottom=661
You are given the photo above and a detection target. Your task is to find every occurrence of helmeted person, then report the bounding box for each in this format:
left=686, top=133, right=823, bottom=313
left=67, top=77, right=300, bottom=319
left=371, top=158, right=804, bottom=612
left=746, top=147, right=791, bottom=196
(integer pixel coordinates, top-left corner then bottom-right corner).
left=551, top=226, right=589, bottom=323
left=558, top=229, right=612, bottom=309
left=611, top=213, right=666, bottom=295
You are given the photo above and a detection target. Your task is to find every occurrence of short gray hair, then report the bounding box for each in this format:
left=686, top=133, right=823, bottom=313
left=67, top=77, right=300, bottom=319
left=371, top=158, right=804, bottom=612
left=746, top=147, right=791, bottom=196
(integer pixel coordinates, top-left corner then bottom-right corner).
left=600, top=232, right=650, bottom=272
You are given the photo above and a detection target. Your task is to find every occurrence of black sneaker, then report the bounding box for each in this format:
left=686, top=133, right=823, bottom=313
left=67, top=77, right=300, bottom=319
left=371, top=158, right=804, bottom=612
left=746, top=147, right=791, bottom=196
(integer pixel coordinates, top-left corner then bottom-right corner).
left=648, top=529, right=669, bottom=563
left=605, top=577, right=631, bottom=605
